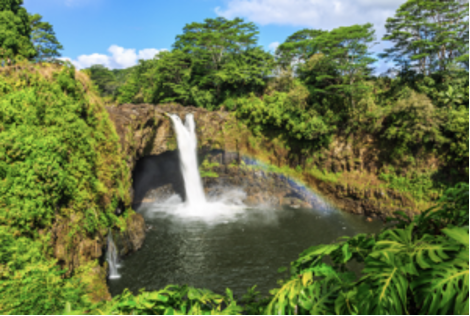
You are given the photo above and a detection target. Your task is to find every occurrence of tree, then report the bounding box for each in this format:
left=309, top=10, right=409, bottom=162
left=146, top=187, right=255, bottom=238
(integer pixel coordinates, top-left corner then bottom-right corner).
left=0, top=0, right=36, bottom=63
left=29, top=13, right=63, bottom=62
left=173, top=17, right=260, bottom=102
left=315, top=23, right=377, bottom=108
left=85, top=65, right=119, bottom=97
left=275, top=28, right=326, bottom=68
left=173, top=17, right=258, bottom=71
left=381, top=0, right=469, bottom=75
left=218, top=47, right=274, bottom=97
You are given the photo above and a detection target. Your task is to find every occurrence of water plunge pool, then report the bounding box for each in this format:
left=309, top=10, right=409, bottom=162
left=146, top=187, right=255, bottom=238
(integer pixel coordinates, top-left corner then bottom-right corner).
left=108, top=204, right=381, bottom=297
left=108, top=113, right=382, bottom=297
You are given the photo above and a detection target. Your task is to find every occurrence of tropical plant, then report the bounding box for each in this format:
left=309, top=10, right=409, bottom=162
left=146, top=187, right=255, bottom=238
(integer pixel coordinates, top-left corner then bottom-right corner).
left=263, top=182, right=469, bottom=315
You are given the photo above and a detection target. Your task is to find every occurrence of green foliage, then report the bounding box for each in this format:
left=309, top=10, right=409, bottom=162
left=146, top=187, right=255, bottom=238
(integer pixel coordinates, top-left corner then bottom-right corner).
left=0, top=0, right=36, bottom=62
left=87, top=286, right=243, bottom=315
left=443, top=105, right=469, bottom=165
left=378, top=168, right=441, bottom=201
left=376, top=90, right=441, bottom=158
left=307, top=166, right=340, bottom=184
left=0, top=63, right=134, bottom=314
left=275, top=28, right=327, bottom=67
left=0, top=227, right=91, bottom=314
left=84, top=64, right=132, bottom=99
left=116, top=17, right=273, bottom=109
left=29, top=13, right=63, bottom=62
left=199, top=159, right=219, bottom=178
left=235, top=87, right=334, bottom=150
left=0, top=64, right=129, bottom=236
left=381, top=0, right=469, bottom=74
left=265, top=182, right=469, bottom=315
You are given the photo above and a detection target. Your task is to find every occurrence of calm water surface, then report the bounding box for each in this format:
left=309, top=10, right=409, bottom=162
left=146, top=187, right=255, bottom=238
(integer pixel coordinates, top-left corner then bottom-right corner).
left=108, top=205, right=381, bottom=297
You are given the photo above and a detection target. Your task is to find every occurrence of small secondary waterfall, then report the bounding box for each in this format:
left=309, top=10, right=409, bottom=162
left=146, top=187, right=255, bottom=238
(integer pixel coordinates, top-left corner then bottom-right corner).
left=168, top=114, right=207, bottom=207
left=107, top=232, right=121, bottom=279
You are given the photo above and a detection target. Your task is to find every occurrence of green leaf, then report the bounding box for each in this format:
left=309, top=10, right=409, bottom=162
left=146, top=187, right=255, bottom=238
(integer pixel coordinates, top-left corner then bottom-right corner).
left=442, top=227, right=469, bottom=248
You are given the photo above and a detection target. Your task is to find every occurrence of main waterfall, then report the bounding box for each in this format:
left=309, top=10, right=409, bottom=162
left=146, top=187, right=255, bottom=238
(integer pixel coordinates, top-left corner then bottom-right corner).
left=168, top=114, right=207, bottom=208
left=150, top=113, right=246, bottom=221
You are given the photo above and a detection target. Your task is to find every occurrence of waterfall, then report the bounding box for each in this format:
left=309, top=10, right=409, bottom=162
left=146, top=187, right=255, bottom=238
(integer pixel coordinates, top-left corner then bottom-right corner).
left=107, top=232, right=121, bottom=279
left=149, top=112, right=245, bottom=222
left=168, top=114, right=207, bottom=207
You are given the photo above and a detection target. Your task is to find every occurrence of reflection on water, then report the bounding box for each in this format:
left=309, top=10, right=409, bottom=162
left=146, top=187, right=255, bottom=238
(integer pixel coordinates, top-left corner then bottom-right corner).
left=108, top=205, right=382, bottom=297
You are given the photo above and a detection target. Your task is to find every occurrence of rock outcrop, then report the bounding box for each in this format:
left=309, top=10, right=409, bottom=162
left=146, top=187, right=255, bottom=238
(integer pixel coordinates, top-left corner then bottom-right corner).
left=112, top=213, right=146, bottom=257
left=107, top=103, right=424, bottom=220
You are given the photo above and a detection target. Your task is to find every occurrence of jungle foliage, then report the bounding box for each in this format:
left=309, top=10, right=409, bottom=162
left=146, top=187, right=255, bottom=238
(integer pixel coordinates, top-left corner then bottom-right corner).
left=0, top=0, right=36, bottom=62
left=115, top=17, right=274, bottom=109
left=0, top=0, right=468, bottom=314
left=0, top=63, right=133, bottom=313
left=103, top=1, right=468, bottom=184
left=82, top=65, right=133, bottom=100
left=0, top=63, right=130, bottom=236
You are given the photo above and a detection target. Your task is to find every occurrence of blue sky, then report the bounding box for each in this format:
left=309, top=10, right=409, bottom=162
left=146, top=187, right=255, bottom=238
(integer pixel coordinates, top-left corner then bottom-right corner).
left=23, top=0, right=407, bottom=72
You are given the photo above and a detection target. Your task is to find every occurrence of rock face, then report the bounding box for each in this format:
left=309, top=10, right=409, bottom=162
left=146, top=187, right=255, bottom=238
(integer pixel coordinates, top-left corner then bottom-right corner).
left=112, top=213, right=146, bottom=257
left=106, top=103, right=240, bottom=202
left=304, top=176, right=415, bottom=220
left=107, top=103, right=423, bottom=220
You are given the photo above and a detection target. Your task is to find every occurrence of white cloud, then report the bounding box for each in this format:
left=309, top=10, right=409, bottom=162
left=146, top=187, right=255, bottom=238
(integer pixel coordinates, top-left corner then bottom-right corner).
left=138, top=48, right=162, bottom=60
left=215, top=0, right=407, bottom=39
left=61, top=45, right=167, bottom=70
left=268, top=41, right=280, bottom=52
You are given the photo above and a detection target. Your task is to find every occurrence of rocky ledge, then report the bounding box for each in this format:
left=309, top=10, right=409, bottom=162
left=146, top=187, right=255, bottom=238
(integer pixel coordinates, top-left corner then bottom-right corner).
left=107, top=103, right=423, bottom=221
left=136, top=165, right=314, bottom=210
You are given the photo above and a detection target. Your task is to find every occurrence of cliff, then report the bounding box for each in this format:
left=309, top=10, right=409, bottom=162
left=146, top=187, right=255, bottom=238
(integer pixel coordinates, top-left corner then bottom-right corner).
left=107, top=103, right=429, bottom=220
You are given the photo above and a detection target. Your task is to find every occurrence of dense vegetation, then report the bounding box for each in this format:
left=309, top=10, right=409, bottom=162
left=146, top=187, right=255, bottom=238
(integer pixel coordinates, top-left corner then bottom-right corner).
left=0, top=63, right=133, bottom=313
left=0, top=0, right=468, bottom=314
left=91, top=0, right=468, bottom=206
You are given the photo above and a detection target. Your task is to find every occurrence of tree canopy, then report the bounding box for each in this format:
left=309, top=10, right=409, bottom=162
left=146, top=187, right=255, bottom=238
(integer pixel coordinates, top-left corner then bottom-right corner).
left=275, top=29, right=326, bottom=68
left=0, top=0, right=36, bottom=62
left=381, top=0, right=469, bottom=74
left=29, top=13, right=63, bottom=62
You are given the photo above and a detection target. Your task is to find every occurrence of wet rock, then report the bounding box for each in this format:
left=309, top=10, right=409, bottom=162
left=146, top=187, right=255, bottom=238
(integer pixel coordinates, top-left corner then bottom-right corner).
left=139, top=184, right=176, bottom=204
left=113, top=213, right=146, bottom=257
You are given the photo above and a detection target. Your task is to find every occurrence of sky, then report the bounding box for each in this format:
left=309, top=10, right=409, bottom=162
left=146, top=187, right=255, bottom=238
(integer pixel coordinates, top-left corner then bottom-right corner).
left=23, top=0, right=408, bottom=72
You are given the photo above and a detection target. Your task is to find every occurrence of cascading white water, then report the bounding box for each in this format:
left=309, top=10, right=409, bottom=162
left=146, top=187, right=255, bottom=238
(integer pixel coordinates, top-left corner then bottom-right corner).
left=150, top=113, right=245, bottom=222
left=168, top=114, right=207, bottom=207
left=107, top=232, right=121, bottom=279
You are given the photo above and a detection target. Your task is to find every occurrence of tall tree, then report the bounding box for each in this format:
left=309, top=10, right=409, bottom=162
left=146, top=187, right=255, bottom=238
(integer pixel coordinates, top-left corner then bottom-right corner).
left=173, top=17, right=259, bottom=102
left=173, top=17, right=258, bottom=72
left=275, top=29, right=326, bottom=68
left=29, top=13, right=63, bottom=62
left=381, top=0, right=469, bottom=75
left=0, top=0, right=36, bottom=63
left=308, top=24, right=377, bottom=110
